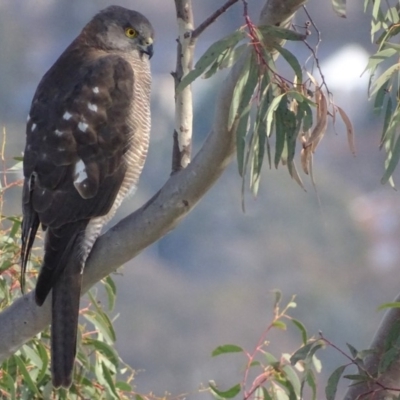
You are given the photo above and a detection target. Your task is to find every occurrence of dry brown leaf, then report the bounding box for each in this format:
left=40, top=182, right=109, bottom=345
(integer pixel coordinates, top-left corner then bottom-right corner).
left=288, top=161, right=306, bottom=190
left=337, top=105, right=356, bottom=156
left=300, top=146, right=311, bottom=175
left=306, top=89, right=328, bottom=151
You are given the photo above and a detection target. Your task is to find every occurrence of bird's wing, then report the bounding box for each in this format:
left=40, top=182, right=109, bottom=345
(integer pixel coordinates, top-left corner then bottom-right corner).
left=21, top=51, right=136, bottom=302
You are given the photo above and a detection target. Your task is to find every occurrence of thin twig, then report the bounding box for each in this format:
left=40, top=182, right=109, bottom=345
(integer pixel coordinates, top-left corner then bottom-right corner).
left=190, top=0, right=240, bottom=40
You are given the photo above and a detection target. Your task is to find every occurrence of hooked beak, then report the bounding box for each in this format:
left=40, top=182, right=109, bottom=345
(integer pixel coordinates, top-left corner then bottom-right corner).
left=139, top=38, right=154, bottom=59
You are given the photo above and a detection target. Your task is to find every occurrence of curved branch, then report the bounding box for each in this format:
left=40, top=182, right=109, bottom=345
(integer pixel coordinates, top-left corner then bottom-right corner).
left=344, top=292, right=400, bottom=400
left=0, top=0, right=307, bottom=363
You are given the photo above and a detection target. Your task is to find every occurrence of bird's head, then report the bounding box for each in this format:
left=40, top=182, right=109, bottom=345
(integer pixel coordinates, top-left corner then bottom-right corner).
left=84, top=5, right=154, bottom=59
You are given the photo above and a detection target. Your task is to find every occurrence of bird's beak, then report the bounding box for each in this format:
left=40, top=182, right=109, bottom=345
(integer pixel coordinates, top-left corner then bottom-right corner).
left=140, top=38, right=154, bottom=59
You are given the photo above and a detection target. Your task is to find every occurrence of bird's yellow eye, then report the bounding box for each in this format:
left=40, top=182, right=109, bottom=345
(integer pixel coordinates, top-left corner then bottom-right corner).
left=125, top=27, right=137, bottom=38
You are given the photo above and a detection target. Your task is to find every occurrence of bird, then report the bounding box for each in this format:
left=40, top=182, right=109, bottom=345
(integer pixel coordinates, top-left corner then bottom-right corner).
left=20, top=5, right=154, bottom=388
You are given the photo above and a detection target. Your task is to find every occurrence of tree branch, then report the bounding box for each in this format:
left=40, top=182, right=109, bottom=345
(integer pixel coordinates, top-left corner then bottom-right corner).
left=172, top=0, right=194, bottom=171
left=0, top=0, right=307, bottom=363
left=343, top=292, right=400, bottom=400
left=190, top=0, right=241, bottom=41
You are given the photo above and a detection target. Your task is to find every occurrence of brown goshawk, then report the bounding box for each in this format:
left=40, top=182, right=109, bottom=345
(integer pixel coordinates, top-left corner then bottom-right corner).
left=20, top=5, right=154, bottom=388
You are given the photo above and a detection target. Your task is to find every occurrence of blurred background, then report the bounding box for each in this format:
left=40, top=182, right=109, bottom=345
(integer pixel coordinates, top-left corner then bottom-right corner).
left=1, top=0, right=399, bottom=398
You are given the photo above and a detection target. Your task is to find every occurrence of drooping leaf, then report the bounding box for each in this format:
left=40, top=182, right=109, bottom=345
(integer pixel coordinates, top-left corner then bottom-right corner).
left=291, top=318, right=308, bottom=345
left=282, top=365, right=301, bottom=396
left=346, top=343, right=358, bottom=359
left=332, top=0, right=346, bottom=18
left=209, top=382, right=241, bottom=399
left=377, top=301, right=400, bottom=311
left=380, top=96, right=393, bottom=146
left=13, top=355, right=41, bottom=396
left=325, top=365, right=347, bottom=400
left=290, top=342, right=315, bottom=365
left=211, top=344, right=243, bottom=357
left=272, top=320, right=287, bottom=330
left=370, top=63, right=400, bottom=97
left=272, top=43, right=303, bottom=83
left=219, top=43, right=248, bottom=70
left=337, top=106, right=356, bottom=155
left=102, top=361, right=119, bottom=399
left=177, top=29, right=246, bottom=92
left=306, top=369, right=317, bottom=400
left=381, top=130, right=400, bottom=184
left=379, top=347, right=400, bottom=374
left=86, top=338, right=119, bottom=367
left=257, top=25, right=306, bottom=41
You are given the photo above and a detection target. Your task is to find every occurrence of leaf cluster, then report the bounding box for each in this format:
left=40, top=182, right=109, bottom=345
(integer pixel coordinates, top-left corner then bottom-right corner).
left=364, top=0, right=400, bottom=187
left=178, top=21, right=353, bottom=204
left=208, top=292, right=323, bottom=400
left=0, top=159, right=139, bottom=399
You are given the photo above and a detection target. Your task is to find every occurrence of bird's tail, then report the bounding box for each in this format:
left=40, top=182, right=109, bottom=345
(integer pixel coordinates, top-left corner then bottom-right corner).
left=51, top=258, right=82, bottom=388
left=34, top=222, right=88, bottom=388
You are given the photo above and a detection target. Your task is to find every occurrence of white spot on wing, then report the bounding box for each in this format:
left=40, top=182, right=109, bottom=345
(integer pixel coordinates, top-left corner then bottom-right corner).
left=55, top=129, right=63, bottom=136
left=63, top=111, right=72, bottom=120
left=74, top=159, right=87, bottom=184
left=78, top=122, right=89, bottom=132
left=31, top=123, right=37, bottom=131
left=27, top=115, right=30, bottom=122
left=88, top=103, right=98, bottom=112
left=92, top=87, right=99, bottom=94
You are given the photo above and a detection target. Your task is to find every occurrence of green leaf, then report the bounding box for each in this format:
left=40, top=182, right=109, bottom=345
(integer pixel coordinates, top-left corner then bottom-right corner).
left=209, top=382, right=241, bottom=399
left=219, top=43, right=247, bottom=70
left=272, top=320, right=287, bottom=330
left=274, top=99, right=290, bottom=168
left=236, top=106, right=250, bottom=177
left=343, top=374, right=369, bottom=382
left=290, top=340, right=324, bottom=366
left=377, top=301, right=400, bottom=311
left=291, top=319, right=307, bottom=345
left=84, top=310, right=116, bottom=343
left=272, top=44, right=302, bottom=83
left=86, top=338, right=119, bottom=367
left=346, top=343, right=358, bottom=359
left=102, top=361, right=119, bottom=399
left=264, top=352, right=279, bottom=366
left=177, top=29, right=246, bottom=92
left=0, top=370, right=16, bottom=400
left=381, top=131, right=400, bottom=184
left=14, top=355, right=41, bottom=396
left=256, top=386, right=273, bottom=400
left=21, top=344, right=43, bottom=369
left=266, top=94, right=286, bottom=138
left=305, top=369, right=317, bottom=400
left=332, top=0, right=346, bottom=18
left=282, top=365, right=301, bottom=396
left=365, top=48, right=397, bottom=77
left=379, top=347, right=400, bottom=374
left=257, top=25, right=306, bottom=41
left=103, top=276, right=117, bottom=311
left=370, top=63, right=400, bottom=97
left=36, top=341, right=50, bottom=384
left=373, top=80, right=389, bottom=114
left=325, top=365, right=346, bottom=400
left=229, top=57, right=251, bottom=131
left=290, top=342, right=315, bottom=365
left=230, top=51, right=259, bottom=130
left=116, top=381, right=132, bottom=391
left=212, top=344, right=243, bottom=357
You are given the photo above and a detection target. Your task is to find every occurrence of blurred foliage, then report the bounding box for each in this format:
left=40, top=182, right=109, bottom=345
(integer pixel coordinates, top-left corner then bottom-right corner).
left=0, top=138, right=152, bottom=400
left=178, top=10, right=354, bottom=209
left=364, top=0, right=400, bottom=188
